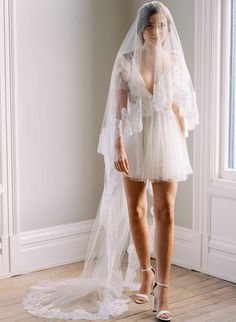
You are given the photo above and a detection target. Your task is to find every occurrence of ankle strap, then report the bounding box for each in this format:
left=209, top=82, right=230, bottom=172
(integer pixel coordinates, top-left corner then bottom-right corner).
left=155, top=280, right=169, bottom=287
left=140, top=266, right=152, bottom=271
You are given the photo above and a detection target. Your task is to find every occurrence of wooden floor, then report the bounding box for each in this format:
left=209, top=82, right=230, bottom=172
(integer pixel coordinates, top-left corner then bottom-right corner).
left=1, top=258, right=236, bottom=322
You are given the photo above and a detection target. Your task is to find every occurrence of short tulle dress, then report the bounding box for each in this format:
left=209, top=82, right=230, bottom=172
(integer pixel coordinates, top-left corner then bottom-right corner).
left=114, top=50, right=194, bottom=183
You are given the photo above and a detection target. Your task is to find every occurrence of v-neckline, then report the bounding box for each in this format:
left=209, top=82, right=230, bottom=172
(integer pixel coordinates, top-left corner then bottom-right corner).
left=131, top=58, right=154, bottom=97
left=131, top=48, right=174, bottom=98
left=139, top=74, right=154, bottom=97
left=133, top=61, right=172, bottom=98
left=137, top=67, right=154, bottom=97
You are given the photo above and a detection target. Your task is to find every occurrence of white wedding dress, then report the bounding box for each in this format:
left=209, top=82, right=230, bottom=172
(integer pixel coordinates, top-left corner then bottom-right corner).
left=112, top=50, right=194, bottom=183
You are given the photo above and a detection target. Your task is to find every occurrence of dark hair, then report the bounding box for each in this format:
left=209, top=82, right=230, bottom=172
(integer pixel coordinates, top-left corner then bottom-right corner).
left=137, top=2, right=171, bottom=44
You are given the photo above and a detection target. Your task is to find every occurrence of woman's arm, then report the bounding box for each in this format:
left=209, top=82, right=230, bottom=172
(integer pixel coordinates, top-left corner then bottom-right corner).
left=114, top=88, right=129, bottom=174
left=114, top=88, right=128, bottom=149
left=172, top=102, right=185, bottom=137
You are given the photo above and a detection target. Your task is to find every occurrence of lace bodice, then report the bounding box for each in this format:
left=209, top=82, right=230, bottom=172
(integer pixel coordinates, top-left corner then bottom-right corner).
left=115, top=52, right=173, bottom=114
left=114, top=50, right=199, bottom=139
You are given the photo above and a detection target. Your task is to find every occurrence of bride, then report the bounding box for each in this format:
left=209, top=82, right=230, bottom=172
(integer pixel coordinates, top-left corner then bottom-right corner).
left=22, top=1, right=199, bottom=321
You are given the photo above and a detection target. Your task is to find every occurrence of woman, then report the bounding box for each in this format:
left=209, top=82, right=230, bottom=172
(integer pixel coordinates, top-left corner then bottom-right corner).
left=22, top=1, right=199, bottom=321
left=112, top=2, right=198, bottom=321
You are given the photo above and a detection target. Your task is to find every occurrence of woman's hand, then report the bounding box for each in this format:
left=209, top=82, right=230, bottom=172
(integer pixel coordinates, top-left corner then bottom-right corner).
left=114, top=139, right=129, bottom=175
left=172, top=102, right=186, bottom=139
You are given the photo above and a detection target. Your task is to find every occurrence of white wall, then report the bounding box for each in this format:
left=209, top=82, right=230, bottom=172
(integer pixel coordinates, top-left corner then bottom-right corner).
left=14, top=0, right=132, bottom=231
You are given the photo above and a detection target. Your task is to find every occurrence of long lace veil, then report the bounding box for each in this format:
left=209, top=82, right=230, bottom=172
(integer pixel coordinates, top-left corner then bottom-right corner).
left=22, top=1, right=199, bottom=320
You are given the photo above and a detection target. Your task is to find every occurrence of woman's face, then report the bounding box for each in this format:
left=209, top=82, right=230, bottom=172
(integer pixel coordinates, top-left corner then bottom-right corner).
left=142, top=11, right=168, bottom=47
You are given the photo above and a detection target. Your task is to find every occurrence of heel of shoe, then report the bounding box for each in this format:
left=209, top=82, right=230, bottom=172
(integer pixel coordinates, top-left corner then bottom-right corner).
left=152, top=295, right=158, bottom=312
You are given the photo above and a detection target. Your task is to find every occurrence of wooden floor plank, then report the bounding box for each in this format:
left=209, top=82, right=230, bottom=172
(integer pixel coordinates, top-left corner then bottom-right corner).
left=1, top=259, right=236, bottom=322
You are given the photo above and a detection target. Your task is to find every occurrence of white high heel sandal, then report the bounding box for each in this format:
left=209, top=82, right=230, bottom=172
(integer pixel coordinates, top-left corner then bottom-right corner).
left=134, top=266, right=156, bottom=304
left=151, top=280, right=172, bottom=321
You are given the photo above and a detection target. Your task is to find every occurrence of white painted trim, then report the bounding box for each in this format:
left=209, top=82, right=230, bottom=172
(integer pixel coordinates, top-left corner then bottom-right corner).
left=4, top=215, right=236, bottom=284
left=172, top=226, right=195, bottom=270
left=204, top=0, right=222, bottom=274
left=20, top=220, right=94, bottom=275
left=192, top=0, right=205, bottom=271
left=220, top=0, right=231, bottom=178
left=220, top=0, right=236, bottom=180
left=1, top=222, right=199, bottom=279
left=194, top=0, right=220, bottom=274
left=0, top=0, right=20, bottom=276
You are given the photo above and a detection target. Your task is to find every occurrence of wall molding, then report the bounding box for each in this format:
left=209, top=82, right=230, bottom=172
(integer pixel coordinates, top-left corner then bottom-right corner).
left=0, top=221, right=199, bottom=279
left=2, top=216, right=235, bottom=283
left=172, top=226, right=197, bottom=270
left=6, top=219, right=94, bottom=277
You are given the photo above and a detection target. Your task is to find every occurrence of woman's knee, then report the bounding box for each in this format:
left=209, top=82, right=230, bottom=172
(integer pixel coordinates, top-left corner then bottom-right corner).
left=154, top=203, right=175, bottom=224
left=128, top=203, right=147, bottom=223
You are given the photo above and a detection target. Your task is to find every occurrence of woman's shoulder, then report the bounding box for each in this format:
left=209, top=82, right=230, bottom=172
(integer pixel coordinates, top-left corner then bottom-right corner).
left=115, top=51, right=134, bottom=76
left=116, top=51, right=134, bottom=68
left=114, top=51, right=134, bottom=84
left=122, top=50, right=134, bottom=63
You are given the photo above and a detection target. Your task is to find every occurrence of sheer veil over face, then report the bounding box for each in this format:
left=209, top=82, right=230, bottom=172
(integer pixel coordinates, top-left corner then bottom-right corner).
left=22, top=2, right=199, bottom=320
left=98, top=1, right=199, bottom=168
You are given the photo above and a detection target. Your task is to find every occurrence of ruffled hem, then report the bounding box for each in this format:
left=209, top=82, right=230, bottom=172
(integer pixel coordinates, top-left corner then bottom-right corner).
left=119, top=108, right=193, bottom=182
left=122, top=172, right=192, bottom=183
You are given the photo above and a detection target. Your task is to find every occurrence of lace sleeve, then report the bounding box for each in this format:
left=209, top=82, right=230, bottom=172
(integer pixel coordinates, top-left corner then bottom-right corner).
left=172, top=51, right=199, bottom=137
left=114, top=54, right=130, bottom=91
left=97, top=55, right=132, bottom=156
left=113, top=54, right=132, bottom=146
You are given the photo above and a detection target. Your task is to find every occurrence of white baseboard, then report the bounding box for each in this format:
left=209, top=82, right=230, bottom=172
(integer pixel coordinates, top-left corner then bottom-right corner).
left=205, top=237, right=236, bottom=283
left=18, top=223, right=198, bottom=275
left=0, top=235, right=10, bottom=278
left=151, top=225, right=198, bottom=270
left=172, top=225, right=194, bottom=269
left=19, top=219, right=94, bottom=274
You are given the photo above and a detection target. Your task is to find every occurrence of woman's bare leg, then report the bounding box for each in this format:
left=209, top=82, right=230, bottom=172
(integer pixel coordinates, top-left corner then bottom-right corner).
left=152, top=181, right=178, bottom=319
left=123, top=176, right=153, bottom=297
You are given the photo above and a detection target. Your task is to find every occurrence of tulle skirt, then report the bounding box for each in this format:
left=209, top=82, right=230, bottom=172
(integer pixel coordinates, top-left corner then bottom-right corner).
left=123, top=109, right=193, bottom=183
